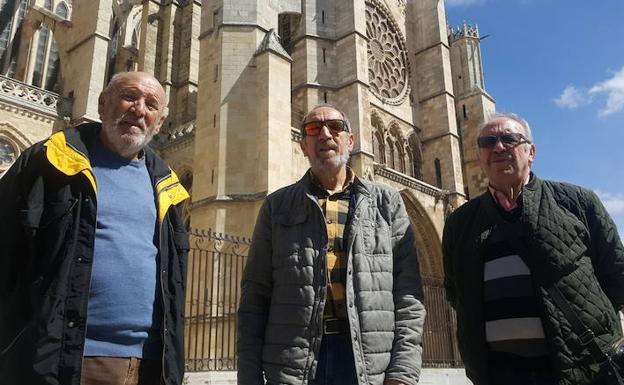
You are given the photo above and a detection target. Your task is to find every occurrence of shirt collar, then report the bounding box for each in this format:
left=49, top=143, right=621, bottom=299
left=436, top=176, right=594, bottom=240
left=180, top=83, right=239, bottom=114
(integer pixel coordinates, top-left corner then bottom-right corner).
left=487, top=172, right=531, bottom=212
left=309, top=166, right=356, bottom=197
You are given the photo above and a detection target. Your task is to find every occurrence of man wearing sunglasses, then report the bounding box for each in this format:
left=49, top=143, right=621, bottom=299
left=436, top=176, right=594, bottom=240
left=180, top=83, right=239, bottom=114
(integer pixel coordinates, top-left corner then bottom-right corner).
left=238, top=105, right=425, bottom=385
left=443, top=113, right=624, bottom=385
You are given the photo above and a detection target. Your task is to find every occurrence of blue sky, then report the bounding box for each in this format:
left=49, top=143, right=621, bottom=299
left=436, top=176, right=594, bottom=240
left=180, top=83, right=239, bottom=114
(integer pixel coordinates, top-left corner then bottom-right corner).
left=445, top=0, right=624, bottom=236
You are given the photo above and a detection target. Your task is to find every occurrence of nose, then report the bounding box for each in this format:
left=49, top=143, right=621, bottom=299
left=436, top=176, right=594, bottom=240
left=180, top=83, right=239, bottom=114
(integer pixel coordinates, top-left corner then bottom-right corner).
left=492, top=137, right=506, bottom=152
left=317, top=124, right=333, bottom=140
left=129, top=98, right=147, bottom=116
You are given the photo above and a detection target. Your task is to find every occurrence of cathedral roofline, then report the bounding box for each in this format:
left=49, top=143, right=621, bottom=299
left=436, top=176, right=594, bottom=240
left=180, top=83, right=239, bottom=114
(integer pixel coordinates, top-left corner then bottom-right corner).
left=448, top=22, right=480, bottom=42
left=255, top=29, right=292, bottom=62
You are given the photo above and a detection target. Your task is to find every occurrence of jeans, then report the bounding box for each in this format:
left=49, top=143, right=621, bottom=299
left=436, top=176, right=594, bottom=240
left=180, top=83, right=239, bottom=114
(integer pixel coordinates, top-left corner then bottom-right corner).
left=308, top=334, right=358, bottom=385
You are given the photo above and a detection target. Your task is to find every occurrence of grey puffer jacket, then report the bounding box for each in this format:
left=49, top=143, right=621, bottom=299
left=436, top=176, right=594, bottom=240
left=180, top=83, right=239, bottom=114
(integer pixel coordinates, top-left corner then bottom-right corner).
left=237, top=171, right=425, bottom=385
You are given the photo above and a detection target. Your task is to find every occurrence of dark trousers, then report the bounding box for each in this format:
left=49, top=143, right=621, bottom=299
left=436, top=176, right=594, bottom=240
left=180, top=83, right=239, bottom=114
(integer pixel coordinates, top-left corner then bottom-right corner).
left=488, top=352, right=611, bottom=385
left=488, top=352, right=555, bottom=385
left=308, top=334, right=358, bottom=385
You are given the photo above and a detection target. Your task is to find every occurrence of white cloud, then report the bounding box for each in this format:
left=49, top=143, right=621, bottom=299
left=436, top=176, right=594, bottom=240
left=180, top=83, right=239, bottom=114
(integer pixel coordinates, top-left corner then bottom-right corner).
left=596, top=191, right=624, bottom=215
left=589, top=66, right=624, bottom=117
left=554, top=65, right=624, bottom=117
left=445, top=0, right=486, bottom=7
left=554, top=84, right=586, bottom=109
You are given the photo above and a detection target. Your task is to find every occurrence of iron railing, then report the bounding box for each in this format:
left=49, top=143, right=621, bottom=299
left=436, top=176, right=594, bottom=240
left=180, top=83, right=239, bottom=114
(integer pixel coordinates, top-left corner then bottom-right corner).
left=184, top=230, right=462, bottom=371
left=184, top=229, right=250, bottom=372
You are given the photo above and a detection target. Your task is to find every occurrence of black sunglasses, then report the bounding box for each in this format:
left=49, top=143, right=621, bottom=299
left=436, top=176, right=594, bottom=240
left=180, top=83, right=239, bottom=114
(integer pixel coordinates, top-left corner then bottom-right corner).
left=477, top=133, right=531, bottom=149
left=303, top=119, right=348, bottom=136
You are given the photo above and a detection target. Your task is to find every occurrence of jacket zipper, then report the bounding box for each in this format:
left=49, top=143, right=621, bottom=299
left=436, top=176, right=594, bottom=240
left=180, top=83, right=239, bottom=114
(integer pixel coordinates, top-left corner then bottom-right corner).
left=157, top=179, right=174, bottom=384
left=344, top=194, right=369, bottom=385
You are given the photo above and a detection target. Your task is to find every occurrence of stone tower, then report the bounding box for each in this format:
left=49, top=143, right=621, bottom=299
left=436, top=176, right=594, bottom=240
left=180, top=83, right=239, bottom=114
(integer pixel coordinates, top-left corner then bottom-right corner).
left=449, top=22, right=495, bottom=199
left=190, top=0, right=482, bottom=247
left=190, top=0, right=296, bottom=236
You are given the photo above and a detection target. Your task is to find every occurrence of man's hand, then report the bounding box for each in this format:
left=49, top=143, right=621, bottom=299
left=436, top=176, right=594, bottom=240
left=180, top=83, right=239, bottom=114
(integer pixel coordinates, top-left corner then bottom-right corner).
left=384, top=380, right=407, bottom=385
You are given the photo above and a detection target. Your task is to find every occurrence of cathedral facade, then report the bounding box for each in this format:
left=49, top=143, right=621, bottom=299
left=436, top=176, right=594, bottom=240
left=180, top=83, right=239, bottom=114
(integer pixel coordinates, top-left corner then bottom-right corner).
left=1, top=0, right=495, bottom=373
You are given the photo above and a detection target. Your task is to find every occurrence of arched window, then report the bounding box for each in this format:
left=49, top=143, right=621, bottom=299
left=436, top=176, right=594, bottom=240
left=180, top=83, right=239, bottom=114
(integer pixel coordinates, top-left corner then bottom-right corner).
left=408, top=134, right=423, bottom=180
left=0, top=0, right=28, bottom=75
left=106, top=18, right=120, bottom=84
left=434, top=158, right=442, bottom=188
left=41, top=2, right=69, bottom=91
left=55, top=2, right=69, bottom=19
left=386, top=137, right=394, bottom=169
left=406, top=150, right=414, bottom=177
left=131, top=28, right=139, bottom=48
left=43, top=0, right=52, bottom=10
left=31, top=26, right=49, bottom=87
left=394, top=141, right=403, bottom=173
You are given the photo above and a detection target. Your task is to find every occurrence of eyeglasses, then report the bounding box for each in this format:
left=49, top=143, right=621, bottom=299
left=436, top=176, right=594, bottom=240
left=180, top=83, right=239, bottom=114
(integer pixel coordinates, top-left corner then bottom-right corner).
left=302, top=119, right=348, bottom=136
left=477, top=133, right=531, bottom=149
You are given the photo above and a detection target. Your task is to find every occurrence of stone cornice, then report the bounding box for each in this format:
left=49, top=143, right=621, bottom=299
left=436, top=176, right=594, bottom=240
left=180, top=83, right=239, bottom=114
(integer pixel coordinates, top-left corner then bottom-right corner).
left=374, top=163, right=445, bottom=199
left=191, top=191, right=268, bottom=209
left=0, top=75, right=72, bottom=120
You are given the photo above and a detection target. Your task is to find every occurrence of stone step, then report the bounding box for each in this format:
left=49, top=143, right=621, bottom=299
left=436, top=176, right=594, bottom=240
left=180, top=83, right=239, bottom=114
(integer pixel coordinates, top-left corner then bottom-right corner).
left=184, top=368, right=472, bottom=385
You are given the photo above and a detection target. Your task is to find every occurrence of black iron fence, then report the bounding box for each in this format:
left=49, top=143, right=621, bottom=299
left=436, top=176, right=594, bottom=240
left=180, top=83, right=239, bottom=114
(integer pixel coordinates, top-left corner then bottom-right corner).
left=184, top=229, right=462, bottom=371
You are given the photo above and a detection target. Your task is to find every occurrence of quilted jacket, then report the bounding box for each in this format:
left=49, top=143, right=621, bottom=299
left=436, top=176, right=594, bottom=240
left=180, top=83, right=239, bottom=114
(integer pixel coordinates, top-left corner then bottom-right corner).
left=237, top=171, right=426, bottom=385
left=443, top=174, right=624, bottom=385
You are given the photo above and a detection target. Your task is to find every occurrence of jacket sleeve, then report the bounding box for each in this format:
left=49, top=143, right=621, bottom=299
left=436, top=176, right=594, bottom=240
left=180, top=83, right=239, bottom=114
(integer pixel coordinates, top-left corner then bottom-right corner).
left=384, top=190, right=426, bottom=385
left=0, top=149, right=38, bottom=297
left=583, top=190, right=624, bottom=310
left=237, top=199, right=273, bottom=385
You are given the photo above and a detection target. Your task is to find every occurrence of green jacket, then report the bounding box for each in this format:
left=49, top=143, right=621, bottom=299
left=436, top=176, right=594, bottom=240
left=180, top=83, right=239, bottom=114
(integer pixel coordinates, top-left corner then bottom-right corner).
left=443, top=174, right=624, bottom=385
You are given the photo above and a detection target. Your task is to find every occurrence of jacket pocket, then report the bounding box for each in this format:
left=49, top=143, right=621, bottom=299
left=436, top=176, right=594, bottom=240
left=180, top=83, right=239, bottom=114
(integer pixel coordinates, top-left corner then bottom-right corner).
left=273, top=212, right=309, bottom=272
left=39, top=199, right=77, bottom=229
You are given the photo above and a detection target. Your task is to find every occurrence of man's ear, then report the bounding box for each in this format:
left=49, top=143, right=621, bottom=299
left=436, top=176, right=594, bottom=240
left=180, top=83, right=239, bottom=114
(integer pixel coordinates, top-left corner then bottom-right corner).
left=348, top=133, right=354, bottom=152
left=97, top=92, right=106, bottom=117
left=154, top=114, right=165, bottom=135
left=299, top=139, right=309, bottom=157
left=528, top=143, right=536, bottom=165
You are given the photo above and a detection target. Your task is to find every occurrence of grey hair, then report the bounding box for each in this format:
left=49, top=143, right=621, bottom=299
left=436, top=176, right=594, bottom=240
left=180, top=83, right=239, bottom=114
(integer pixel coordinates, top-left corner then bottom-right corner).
left=479, top=112, right=533, bottom=141
left=300, top=103, right=352, bottom=137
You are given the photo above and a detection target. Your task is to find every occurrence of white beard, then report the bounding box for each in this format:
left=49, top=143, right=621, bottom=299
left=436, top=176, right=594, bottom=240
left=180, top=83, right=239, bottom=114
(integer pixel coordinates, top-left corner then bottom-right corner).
left=310, top=151, right=349, bottom=173
left=100, top=114, right=153, bottom=158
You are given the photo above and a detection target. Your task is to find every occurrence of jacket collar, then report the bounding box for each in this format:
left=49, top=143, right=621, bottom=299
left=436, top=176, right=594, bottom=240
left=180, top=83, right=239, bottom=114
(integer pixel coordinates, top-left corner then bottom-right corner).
left=299, top=168, right=372, bottom=198
left=44, top=123, right=99, bottom=193
left=43, top=123, right=189, bottom=223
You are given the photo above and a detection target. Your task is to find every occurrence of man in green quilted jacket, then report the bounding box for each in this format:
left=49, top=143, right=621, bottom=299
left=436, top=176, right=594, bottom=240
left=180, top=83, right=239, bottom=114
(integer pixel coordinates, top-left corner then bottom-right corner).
left=443, top=112, right=624, bottom=385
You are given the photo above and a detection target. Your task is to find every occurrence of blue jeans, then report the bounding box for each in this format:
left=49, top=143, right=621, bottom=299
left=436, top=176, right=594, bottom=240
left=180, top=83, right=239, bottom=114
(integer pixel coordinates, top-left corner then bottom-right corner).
left=308, top=334, right=358, bottom=385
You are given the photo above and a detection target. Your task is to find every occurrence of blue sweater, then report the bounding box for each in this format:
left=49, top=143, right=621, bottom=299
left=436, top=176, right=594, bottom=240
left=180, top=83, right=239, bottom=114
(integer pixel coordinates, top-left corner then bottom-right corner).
left=84, top=139, right=161, bottom=359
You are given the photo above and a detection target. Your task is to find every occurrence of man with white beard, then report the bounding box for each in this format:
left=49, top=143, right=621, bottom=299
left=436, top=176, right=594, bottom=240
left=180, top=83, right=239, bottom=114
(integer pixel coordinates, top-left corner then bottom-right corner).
left=237, top=104, right=426, bottom=385
left=0, top=72, right=190, bottom=385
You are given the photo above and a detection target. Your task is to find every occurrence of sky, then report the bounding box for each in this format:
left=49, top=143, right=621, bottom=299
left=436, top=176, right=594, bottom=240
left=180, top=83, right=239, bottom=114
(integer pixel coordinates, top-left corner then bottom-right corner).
left=445, top=0, right=624, bottom=237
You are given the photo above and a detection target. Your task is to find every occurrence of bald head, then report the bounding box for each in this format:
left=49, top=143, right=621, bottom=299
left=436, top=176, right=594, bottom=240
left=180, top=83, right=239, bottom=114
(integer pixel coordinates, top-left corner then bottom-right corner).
left=98, top=71, right=167, bottom=160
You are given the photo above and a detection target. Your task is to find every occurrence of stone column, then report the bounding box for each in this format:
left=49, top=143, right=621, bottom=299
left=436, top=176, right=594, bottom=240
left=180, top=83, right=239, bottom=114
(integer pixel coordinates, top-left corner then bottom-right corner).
left=406, top=0, right=465, bottom=203
left=449, top=23, right=496, bottom=199
left=61, top=0, right=113, bottom=122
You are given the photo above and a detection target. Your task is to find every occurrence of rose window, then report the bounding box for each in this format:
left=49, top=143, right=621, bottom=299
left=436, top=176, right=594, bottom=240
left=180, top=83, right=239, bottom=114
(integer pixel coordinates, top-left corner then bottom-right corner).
left=365, top=0, right=410, bottom=105
left=0, top=138, right=17, bottom=172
